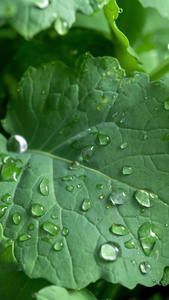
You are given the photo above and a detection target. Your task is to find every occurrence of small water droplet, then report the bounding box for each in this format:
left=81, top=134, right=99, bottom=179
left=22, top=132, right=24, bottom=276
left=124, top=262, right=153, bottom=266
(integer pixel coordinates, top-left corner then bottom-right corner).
left=54, top=240, right=64, bottom=251
left=40, top=178, right=49, bottom=196
left=165, top=223, right=168, bottom=227
left=134, top=189, right=158, bottom=207
left=164, top=99, right=169, bottom=110
left=163, top=133, right=169, bottom=141
left=31, top=204, right=45, bottom=217
left=69, top=161, right=81, bottom=170
left=7, top=135, right=28, bottom=153
left=120, top=142, right=128, bottom=149
left=78, top=175, right=87, bottom=180
left=143, top=133, right=148, bottom=140
left=82, top=198, right=91, bottom=211
left=62, top=227, right=69, bottom=236
left=131, top=259, right=136, bottom=266
left=42, top=221, right=60, bottom=236
left=81, top=145, right=96, bottom=161
left=97, top=133, right=111, bottom=146
left=138, top=222, right=163, bottom=256
left=12, top=212, right=21, bottom=225
left=139, top=261, right=151, bottom=274
left=109, top=223, right=129, bottom=235
left=99, top=194, right=105, bottom=200
left=77, top=184, right=82, bottom=189
left=109, top=188, right=128, bottom=205
left=96, top=184, right=103, bottom=190
left=1, top=193, right=12, bottom=205
left=100, top=242, right=121, bottom=261
left=0, top=206, right=8, bottom=218
left=153, top=80, right=162, bottom=87
left=60, top=175, right=73, bottom=181
left=122, top=166, right=133, bottom=175
left=66, top=185, right=74, bottom=192
left=34, top=0, right=49, bottom=9
left=107, top=205, right=111, bottom=209
left=51, top=214, right=57, bottom=219
left=54, top=17, right=68, bottom=35
left=124, top=238, right=136, bottom=249
left=41, top=237, right=52, bottom=244
left=19, top=233, right=31, bottom=242
left=140, top=208, right=145, bottom=214
left=118, top=7, right=123, bottom=13
left=28, top=223, right=35, bottom=231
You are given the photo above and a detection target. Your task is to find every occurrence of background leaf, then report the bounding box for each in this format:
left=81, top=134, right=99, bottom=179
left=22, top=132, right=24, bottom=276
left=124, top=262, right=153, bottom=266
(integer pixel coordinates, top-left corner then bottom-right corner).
left=138, top=0, right=169, bottom=19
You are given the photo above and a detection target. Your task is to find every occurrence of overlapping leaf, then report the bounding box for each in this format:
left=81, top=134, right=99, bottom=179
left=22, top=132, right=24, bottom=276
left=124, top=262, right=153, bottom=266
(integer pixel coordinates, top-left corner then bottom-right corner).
left=1, top=54, right=169, bottom=289
left=138, top=0, right=169, bottom=19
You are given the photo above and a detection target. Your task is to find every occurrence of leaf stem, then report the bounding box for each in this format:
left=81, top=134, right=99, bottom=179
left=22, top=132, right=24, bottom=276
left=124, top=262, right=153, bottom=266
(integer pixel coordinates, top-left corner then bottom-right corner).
left=149, top=56, right=169, bottom=81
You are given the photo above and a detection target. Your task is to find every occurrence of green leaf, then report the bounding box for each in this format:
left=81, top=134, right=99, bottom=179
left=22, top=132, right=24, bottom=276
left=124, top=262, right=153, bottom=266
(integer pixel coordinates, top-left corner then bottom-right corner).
left=36, top=286, right=97, bottom=300
left=138, top=0, right=169, bottom=19
left=1, top=54, right=169, bottom=289
left=0, top=0, right=110, bottom=38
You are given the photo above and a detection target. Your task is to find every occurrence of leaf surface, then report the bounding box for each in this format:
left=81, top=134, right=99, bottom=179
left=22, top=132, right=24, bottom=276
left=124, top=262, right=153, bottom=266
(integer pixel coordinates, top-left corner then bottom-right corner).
left=1, top=54, right=169, bottom=289
left=138, top=0, right=169, bottom=19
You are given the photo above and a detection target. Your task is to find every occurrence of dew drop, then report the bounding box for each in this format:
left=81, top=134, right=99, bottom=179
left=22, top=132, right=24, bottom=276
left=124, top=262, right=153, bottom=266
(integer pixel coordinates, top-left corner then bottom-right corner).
left=42, top=221, right=60, bottom=236
left=164, top=99, right=169, bottom=110
left=7, top=135, right=28, bottom=153
left=99, top=194, right=105, bottom=200
left=109, top=223, right=129, bottom=236
left=1, top=158, right=22, bottom=182
left=124, top=238, right=136, bottom=249
left=120, top=142, right=128, bottom=149
left=12, top=212, right=21, bottom=225
left=134, top=189, right=158, bottom=207
left=69, top=161, right=81, bottom=170
left=54, top=17, right=68, bottom=35
left=96, top=184, right=103, bottom=190
left=0, top=206, right=8, bottom=218
left=40, top=178, right=49, bottom=196
left=62, top=227, right=69, bottom=236
left=51, top=214, right=57, bottom=219
left=139, top=261, right=151, bottom=274
left=66, top=185, right=74, bottom=192
left=41, top=237, right=52, bottom=244
left=77, top=184, right=82, bottom=189
left=109, top=188, right=128, bottom=205
left=28, top=223, right=35, bottom=231
left=81, top=145, right=96, bottom=161
left=54, top=240, right=64, bottom=251
left=1, top=193, right=12, bottom=205
left=78, top=175, right=87, bottom=180
left=34, top=0, right=49, bottom=9
left=31, top=204, right=45, bottom=217
left=19, top=233, right=31, bottom=242
left=97, top=133, right=111, bottom=146
left=60, top=175, right=73, bottom=181
left=131, top=259, right=136, bottom=266
left=82, top=198, right=91, bottom=211
left=118, top=7, right=123, bottom=13
left=163, top=133, right=169, bottom=141
left=122, top=166, right=133, bottom=175
left=153, top=80, right=161, bottom=87
left=100, top=242, right=121, bottom=261
left=138, top=222, right=163, bottom=256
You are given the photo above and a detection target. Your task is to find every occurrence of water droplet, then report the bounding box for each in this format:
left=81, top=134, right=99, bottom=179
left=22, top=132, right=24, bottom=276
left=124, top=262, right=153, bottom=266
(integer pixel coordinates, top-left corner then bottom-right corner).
left=139, top=261, right=151, bottom=274
left=0, top=206, right=8, bottom=218
left=54, top=240, right=64, bottom=251
left=28, top=223, right=35, bottom=231
left=99, top=194, right=105, bottom=200
left=59, top=126, right=71, bottom=137
left=62, top=227, right=69, bottom=236
left=120, top=142, right=128, bottom=149
left=163, top=133, right=169, bottom=141
left=12, top=212, right=21, bottom=225
left=165, top=223, right=168, bottom=227
left=109, top=188, right=128, bottom=205
left=143, top=133, right=148, bottom=140
left=109, top=223, right=129, bottom=236
left=82, top=198, right=91, bottom=211
left=96, top=184, right=103, bottom=190
left=122, top=166, right=133, bottom=175
left=134, top=189, right=158, bottom=207
left=78, top=175, right=87, bottom=180
left=118, top=7, right=123, bottom=13
left=66, top=185, right=74, bottom=192
left=51, top=214, right=57, bottom=219
left=107, top=205, right=111, bottom=209
left=60, top=175, right=73, bottom=181
left=7, top=135, right=28, bottom=153
left=81, top=145, right=96, bottom=161
left=138, top=222, right=163, bottom=256
left=131, top=259, right=136, bottom=266
left=31, top=204, right=45, bottom=217
left=100, top=242, right=121, bottom=261
left=77, top=184, right=82, bottom=189
left=69, top=161, right=81, bottom=170
left=1, top=158, right=22, bottom=181
left=153, top=80, right=161, bottom=87
left=41, top=237, right=52, bottom=244
left=97, top=133, right=111, bottom=146
left=124, top=238, right=136, bottom=249
left=40, top=178, right=49, bottom=196
left=1, top=193, right=12, bottom=205
left=140, top=208, right=145, bottom=214
left=42, top=221, right=60, bottom=236
left=34, top=0, right=49, bottom=9
left=54, top=17, right=68, bottom=35
left=19, top=233, right=31, bottom=242
left=164, top=99, right=169, bottom=110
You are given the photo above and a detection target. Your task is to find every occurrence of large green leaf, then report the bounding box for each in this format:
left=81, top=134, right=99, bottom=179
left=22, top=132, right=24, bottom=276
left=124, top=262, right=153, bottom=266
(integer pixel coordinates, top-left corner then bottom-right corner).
left=138, top=0, right=169, bottom=19
left=1, top=54, right=169, bottom=289
left=0, top=0, right=110, bottom=38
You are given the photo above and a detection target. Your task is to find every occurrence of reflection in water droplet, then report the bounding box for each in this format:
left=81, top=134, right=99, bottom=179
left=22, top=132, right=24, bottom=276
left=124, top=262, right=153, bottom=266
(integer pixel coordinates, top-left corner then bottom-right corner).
left=12, top=212, right=21, bottom=225
left=120, top=142, right=128, bottom=149
left=19, top=233, right=31, bottom=242
left=1, top=193, right=12, bottom=204
left=31, top=204, right=45, bottom=217
left=164, top=99, right=169, bottom=110
left=0, top=206, right=8, bottom=218
left=134, top=189, right=158, bottom=207
left=54, top=240, right=64, bottom=251
left=96, top=184, right=103, bottom=190
left=139, top=261, right=151, bottom=274
left=138, top=222, right=163, bottom=256
left=100, top=242, right=121, bottom=261
left=42, top=221, right=60, bottom=236
left=109, top=188, right=128, bottom=205
left=62, top=227, right=69, bottom=236
left=97, top=133, right=111, bottom=146
left=82, top=198, right=91, bottom=211
left=122, top=166, right=133, bottom=175
left=28, top=223, right=35, bottom=231
left=40, top=178, right=49, bottom=196
left=66, top=185, right=74, bottom=192
left=124, top=238, right=136, bottom=249
left=7, top=135, right=28, bottom=153
left=69, top=161, right=80, bottom=170
left=110, top=223, right=129, bottom=236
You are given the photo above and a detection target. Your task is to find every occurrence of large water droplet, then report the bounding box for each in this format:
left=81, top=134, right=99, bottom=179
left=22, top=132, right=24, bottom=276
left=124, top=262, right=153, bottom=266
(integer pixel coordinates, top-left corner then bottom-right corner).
left=54, top=240, right=64, bottom=251
left=66, top=185, right=74, bottom=192
left=1, top=193, right=12, bottom=205
left=138, top=222, right=163, bottom=256
left=7, top=135, right=28, bottom=153
left=19, top=233, right=31, bottom=242
left=42, top=221, right=60, bottom=236
left=69, top=161, right=80, bottom=170
left=109, top=223, right=129, bottom=235
left=62, top=227, right=69, bottom=236
left=54, top=18, right=68, bottom=35
left=134, top=189, right=158, bottom=207
left=100, top=242, right=121, bottom=261
left=109, top=188, right=128, bottom=205
left=122, top=166, right=133, bottom=175
left=31, top=204, right=45, bottom=217
left=124, top=238, right=136, bottom=249
left=164, top=99, right=169, bottom=110
left=96, top=184, right=103, bottom=190
left=82, top=198, right=91, bottom=211
left=0, top=206, right=8, bottom=218
left=97, top=133, right=111, bottom=146
left=139, top=261, right=151, bottom=274
left=34, top=0, right=49, bottom=9
left=40, top=178, right=49, bottom=196
left=12, top=212, right=21, bottom=225
left=1, top=158, right=22, bottom=181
